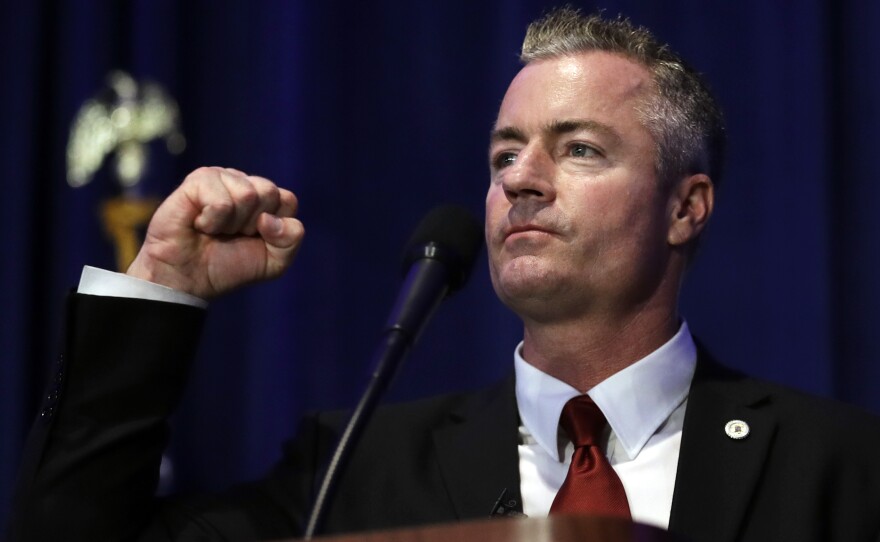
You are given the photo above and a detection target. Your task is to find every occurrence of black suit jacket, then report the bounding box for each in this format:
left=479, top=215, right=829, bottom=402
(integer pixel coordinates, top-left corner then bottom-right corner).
left=8, top=294, right=880, bottom=541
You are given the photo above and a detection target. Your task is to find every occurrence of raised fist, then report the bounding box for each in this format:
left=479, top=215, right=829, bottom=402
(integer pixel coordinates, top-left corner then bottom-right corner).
left=127, top=167, right=304, bottom=299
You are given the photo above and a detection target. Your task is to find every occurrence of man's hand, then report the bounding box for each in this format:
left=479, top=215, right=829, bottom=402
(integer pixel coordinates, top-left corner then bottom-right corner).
left=127, top=167, right=304, bottom=299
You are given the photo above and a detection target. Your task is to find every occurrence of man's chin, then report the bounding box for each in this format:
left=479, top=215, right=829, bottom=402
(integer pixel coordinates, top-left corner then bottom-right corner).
left=494, top=271, right=563, bottom=310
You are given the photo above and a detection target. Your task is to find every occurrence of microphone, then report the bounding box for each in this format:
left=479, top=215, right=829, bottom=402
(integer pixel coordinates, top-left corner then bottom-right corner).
left=386, top=205, right=484, bottom=344
left=302, top=205, right=483, bottom=539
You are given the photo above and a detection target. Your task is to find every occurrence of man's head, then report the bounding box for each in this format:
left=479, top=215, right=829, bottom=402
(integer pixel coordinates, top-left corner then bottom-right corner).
left=520, top=7, right=725, bottom=188
left=485, top=8, right=720, bottom=327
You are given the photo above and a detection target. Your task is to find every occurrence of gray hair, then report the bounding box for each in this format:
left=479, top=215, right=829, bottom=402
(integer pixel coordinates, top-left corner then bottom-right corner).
left=521, top=7, right=725, bottom=188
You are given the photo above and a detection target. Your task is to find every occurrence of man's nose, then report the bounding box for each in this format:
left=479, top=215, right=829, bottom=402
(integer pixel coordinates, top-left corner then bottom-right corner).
left=502, top=147, right=556, bottom=204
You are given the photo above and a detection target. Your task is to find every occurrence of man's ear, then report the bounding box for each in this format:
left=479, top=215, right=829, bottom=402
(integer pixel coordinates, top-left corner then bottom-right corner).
left=667, top=173, right=714, bottom=247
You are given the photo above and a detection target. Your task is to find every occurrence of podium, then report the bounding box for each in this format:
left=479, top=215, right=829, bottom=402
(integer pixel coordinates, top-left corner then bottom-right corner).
left=306, top=516, right=680, bottom=541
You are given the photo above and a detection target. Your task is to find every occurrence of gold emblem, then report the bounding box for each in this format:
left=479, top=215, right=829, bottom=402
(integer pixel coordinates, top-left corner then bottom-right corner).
left=66, top=71, right=185, bottom=270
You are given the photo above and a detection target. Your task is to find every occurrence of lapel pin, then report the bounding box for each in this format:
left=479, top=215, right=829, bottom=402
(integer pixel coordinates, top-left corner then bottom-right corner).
left=725, top=419, right=750, bottom=440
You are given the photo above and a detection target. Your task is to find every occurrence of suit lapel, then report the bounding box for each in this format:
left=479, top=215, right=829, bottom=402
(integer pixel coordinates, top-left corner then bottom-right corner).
left=432, top=375, right=524, bottom=520
left=669, top=352, right=777, bottom=542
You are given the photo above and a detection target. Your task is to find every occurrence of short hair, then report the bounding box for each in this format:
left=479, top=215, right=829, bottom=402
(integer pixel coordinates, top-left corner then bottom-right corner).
left=521, top=7, right=725, bottom=188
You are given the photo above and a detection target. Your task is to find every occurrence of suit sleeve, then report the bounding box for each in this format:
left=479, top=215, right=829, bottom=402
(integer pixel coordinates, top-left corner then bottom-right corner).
left=7, top=293, right=206, bottom=541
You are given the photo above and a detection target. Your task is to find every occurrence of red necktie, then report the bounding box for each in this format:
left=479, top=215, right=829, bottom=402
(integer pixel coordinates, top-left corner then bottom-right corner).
left=549, top=395, right=632, bottom=519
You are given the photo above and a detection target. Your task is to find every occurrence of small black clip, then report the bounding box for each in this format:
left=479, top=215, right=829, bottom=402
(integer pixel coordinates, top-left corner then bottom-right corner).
left=489, top=488, right=526, bottom=518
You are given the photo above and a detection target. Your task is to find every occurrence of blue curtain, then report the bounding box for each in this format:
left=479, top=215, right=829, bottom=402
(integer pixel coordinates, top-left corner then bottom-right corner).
left=3, top=0, right=880, bottom=530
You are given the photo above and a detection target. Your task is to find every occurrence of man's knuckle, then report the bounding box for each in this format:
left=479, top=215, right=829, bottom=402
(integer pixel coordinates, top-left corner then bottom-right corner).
left=208, top=200, right=235, bottom=216
left=239, top=187, right=259, bottom=206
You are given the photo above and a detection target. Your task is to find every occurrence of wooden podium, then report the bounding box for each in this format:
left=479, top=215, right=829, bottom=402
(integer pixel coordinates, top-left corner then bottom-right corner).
left=305, top=516, right=680, bottom=541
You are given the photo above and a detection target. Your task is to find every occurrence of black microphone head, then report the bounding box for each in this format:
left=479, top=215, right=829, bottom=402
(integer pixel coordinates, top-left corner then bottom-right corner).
left=402, top=205, right=484, bottom=293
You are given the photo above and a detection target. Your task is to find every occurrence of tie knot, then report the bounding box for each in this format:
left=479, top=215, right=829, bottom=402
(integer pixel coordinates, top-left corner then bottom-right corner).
left=559, top=395, right=607, bottom=448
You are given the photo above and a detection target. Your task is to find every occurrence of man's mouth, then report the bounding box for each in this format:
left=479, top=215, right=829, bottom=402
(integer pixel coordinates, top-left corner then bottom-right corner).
left=504, top=224, right=555, bottom=240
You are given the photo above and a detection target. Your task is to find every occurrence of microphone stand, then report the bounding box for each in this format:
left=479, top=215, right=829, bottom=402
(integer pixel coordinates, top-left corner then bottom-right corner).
left=301, top=256, right=450, bottom=539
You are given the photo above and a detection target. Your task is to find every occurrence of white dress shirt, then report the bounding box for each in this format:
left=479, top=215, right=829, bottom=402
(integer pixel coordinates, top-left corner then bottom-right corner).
left=514, top=323, right=697, bottom=529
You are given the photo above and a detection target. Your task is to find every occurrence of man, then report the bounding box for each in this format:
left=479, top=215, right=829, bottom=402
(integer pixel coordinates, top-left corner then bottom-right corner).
left=9, top=8, right=880, bottom=541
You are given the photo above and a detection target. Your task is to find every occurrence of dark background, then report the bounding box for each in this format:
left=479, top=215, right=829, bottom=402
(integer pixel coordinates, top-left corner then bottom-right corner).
left=3, top=0, right=879, bottom=530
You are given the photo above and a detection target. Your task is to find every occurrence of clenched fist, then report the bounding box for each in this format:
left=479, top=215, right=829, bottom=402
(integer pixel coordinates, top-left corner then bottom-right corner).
left=127, top=167, right=304, bottom=299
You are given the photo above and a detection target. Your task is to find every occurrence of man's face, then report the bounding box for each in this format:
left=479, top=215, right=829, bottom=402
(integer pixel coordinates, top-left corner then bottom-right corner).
left=485, top=51, right=677, bottom=322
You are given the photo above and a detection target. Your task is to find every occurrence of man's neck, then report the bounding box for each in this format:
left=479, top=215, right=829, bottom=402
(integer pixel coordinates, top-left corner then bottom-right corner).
left=520, top=305, right=679, bottom=392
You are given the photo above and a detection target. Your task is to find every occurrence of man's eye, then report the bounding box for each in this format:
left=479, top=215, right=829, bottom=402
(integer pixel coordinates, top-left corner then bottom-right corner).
left=494, top=152, right=517, bottom=169
left=570, top=143, right=597, bottom=158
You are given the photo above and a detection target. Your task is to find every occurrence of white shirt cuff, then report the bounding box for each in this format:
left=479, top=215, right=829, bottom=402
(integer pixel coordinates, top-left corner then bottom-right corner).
left=77, top=265, right=208, bottom=309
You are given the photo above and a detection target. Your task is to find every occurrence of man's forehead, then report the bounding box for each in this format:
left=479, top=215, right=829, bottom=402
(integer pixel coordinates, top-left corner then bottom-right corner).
left=527, top=50, right=652, bottom=86
left=492, top=52, right=652, bottom=138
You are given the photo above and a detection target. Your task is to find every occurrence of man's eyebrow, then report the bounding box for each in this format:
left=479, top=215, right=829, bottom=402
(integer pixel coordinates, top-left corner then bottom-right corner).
left=546, top=119, right=621, bottom=144
left=489, top=126, right=527, bottom=144
left=489, top=119, right=621, bottom=146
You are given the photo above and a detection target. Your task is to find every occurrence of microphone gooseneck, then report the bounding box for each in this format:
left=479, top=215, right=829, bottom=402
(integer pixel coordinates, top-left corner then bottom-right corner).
left=302, top=205, right=483, bottom=539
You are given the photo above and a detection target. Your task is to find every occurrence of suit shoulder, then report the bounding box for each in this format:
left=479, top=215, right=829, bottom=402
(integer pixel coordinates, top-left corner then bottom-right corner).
left=694, top=355, right=880, bottom=444
left=753, top=377, right=880, bottom=437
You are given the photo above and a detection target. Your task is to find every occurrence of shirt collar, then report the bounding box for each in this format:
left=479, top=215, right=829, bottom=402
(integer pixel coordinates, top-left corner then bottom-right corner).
left=514, top=321, right=697, bottom=462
